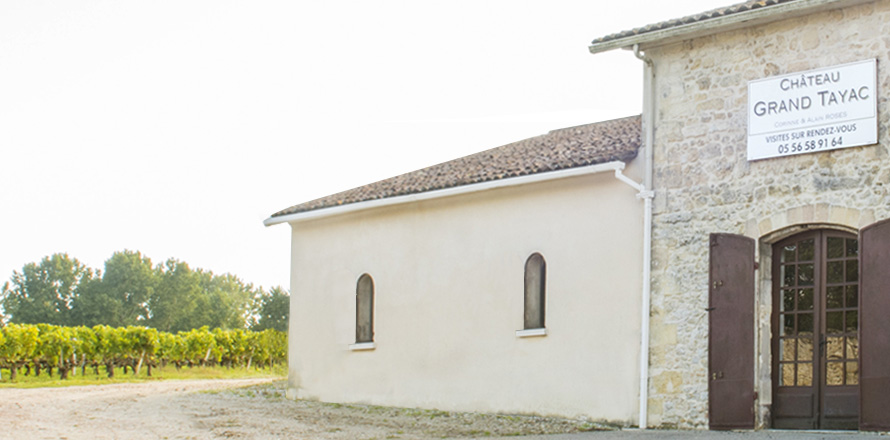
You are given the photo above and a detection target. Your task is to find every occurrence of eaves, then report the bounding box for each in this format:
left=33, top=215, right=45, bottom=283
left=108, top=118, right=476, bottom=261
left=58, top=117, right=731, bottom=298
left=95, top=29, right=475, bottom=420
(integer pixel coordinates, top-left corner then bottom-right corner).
left=588, top=0, right=876, bottom=54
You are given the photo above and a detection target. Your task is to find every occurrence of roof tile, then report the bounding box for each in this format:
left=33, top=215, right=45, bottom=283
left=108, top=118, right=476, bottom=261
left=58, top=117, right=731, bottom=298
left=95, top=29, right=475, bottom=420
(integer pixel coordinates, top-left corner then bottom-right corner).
left=272, top=115, right=641, bottom=218
left=590, top=0, right=798, bottom=45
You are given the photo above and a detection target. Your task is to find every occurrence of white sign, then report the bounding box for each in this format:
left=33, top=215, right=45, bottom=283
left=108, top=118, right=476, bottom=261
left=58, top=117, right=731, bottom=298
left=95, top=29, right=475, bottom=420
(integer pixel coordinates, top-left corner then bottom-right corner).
left=747, top=59, right=877, bottom=161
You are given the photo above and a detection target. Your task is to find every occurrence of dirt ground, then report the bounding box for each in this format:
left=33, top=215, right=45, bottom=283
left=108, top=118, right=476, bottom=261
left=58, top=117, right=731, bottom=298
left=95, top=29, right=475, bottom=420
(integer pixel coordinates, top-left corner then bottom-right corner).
left=0, top=378, right=604, bottom=440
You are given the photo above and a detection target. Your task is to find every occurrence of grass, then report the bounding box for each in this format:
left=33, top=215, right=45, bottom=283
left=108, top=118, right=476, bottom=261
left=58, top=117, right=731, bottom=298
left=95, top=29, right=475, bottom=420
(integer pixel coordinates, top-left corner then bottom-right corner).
left=0, top=364, right=286, bottom=388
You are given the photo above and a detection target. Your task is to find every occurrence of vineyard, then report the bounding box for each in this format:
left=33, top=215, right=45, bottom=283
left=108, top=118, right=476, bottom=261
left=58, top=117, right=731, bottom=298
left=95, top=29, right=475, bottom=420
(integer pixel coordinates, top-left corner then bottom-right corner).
left=0, top=324, right=286, bottom=381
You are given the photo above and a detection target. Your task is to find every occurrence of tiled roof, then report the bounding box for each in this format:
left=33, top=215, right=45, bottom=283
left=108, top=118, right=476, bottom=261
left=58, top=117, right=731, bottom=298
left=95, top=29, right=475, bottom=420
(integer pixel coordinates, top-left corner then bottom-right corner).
left=591, top=0, right=799, bottom=45
left=271, top=115, right=641, bottom=218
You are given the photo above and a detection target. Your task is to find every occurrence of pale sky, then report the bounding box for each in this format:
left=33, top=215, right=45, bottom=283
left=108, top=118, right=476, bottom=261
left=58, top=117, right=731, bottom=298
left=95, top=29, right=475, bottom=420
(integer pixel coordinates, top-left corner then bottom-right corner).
left=0, top=0, right=731, bottom=293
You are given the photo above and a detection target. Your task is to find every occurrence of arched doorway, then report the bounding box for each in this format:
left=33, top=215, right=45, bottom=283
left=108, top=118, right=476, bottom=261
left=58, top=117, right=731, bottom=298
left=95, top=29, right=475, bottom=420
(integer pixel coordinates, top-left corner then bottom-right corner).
left=771, top=229, right=859, bottom=430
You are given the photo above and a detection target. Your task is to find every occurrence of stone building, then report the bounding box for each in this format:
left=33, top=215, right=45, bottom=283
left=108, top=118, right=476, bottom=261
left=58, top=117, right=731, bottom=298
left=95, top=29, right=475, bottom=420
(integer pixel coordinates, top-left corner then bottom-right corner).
left=267, top=0, right=890, bottom=432
left=588, top=0, right=890, bottom=431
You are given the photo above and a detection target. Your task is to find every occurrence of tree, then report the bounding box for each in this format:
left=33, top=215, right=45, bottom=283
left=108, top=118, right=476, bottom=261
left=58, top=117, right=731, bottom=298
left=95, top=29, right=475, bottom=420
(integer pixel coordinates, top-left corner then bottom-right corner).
left=147, top=259, right=203, bottom=333
left=1, top=254, right=95, bottom=326
left=211, top=273, right=255, bottom=330
left=191, top=271, right=254, bottom=331
left=148, top=260, right=257, bottom=332
left=5, top=251, right=273, bottom=333
left=69, top=277, right=113, bottom=327
left=251, top=286, right=289, bottom=332
left=71, top=250, right=157, bottom=327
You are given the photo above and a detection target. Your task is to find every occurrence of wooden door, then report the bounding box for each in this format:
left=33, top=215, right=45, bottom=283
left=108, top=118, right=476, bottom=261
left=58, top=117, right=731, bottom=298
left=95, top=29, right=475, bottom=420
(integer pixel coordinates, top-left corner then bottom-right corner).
left=859, top=218, right=890, bottom=431
left=819, top=232, right=859, bottom=429
left=772, top=230, right=859, bottom=430
left=708, top=233, right=755, bottom=430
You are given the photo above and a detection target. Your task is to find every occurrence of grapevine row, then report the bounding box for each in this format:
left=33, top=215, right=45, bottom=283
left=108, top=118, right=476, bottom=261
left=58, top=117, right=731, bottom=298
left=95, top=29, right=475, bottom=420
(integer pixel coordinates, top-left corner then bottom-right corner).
left=0, top=324, right=286, bottom=381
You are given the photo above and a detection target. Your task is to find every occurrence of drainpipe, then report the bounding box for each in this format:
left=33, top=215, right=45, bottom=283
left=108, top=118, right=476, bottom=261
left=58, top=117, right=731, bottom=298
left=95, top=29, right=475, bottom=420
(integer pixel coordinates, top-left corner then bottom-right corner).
left=608, top=44, right=654, bottom=429
left=633, top=43, right=655, bottom=430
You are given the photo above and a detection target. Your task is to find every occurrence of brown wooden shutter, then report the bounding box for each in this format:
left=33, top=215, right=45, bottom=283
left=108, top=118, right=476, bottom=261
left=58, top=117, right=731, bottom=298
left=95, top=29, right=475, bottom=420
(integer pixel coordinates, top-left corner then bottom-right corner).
left=708, top=233, right=756, bottom=430
left=859, top=218, right=890, bottom=431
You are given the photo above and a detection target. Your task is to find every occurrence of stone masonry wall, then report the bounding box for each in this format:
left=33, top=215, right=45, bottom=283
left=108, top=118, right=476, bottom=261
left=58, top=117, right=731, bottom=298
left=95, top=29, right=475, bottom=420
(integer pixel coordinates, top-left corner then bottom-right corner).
left=644, top=1, right=890, bottom=428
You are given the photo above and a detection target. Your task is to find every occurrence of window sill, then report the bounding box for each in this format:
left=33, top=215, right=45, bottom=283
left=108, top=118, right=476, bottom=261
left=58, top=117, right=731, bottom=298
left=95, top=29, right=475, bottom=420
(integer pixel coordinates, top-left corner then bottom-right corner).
left=349, top=342, right=376, bottom=351
left=515, top=328, right=547, bottom=338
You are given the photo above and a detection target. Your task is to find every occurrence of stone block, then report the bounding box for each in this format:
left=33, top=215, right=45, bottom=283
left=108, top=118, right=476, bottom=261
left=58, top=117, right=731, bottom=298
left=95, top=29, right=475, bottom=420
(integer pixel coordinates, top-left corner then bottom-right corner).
left=828, top=205, right=847, bottom=224
left=653, top=371, right=684, bottom=395
left=769, top=212, right=787, bottom=233
left=745, top=218, right=759, bottom=238
left=654, top=323, right=678, bottom=347
left=695, top=98, right=725, bottom=113
left=814, top=203, right=830, bottom=223
left=844, top=208, right=861, bottom=227
left=758, top=218, right=773, bottom=236
left=785, top=206, right=803, bottom=225
left=860, top=209, right=876, bottom=228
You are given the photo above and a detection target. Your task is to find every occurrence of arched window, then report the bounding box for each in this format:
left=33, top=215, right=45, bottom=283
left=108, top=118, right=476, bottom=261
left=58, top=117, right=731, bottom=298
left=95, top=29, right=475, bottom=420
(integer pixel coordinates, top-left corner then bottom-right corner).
left=524, top=253, right=546, bottom=330
left=355, top=273, right=374, bottom=343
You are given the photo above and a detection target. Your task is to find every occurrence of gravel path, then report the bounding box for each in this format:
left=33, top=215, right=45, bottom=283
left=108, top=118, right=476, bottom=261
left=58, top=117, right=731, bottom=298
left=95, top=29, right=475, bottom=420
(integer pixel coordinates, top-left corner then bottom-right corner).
left=0, top=379, right=603, bottom=439
left=4, top=380, right=885, bottom=439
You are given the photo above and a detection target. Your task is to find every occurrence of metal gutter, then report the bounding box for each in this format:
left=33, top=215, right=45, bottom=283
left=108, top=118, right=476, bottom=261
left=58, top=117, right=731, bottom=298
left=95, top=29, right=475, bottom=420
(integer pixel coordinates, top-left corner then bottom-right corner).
left=588, top=0, right=872, bottom=54
left=264, top=160, right=632, bottom=226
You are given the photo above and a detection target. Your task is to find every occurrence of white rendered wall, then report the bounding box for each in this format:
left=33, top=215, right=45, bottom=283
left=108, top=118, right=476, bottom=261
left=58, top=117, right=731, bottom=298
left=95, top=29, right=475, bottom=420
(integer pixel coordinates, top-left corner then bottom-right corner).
left=286, top=165, right=644, bottom=423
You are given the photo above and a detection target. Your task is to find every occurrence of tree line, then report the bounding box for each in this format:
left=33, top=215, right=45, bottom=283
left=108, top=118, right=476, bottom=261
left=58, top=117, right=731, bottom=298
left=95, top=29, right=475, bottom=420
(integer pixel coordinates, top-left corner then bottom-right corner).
left=0, top=251, right=288, bottom=333
left=0, top=323, right=286, bottom=380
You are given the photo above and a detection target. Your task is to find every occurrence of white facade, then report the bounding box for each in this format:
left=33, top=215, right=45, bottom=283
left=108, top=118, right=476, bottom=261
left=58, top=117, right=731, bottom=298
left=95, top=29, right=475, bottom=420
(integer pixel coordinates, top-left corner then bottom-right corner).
left=283, top=162, right=644, bottom=422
